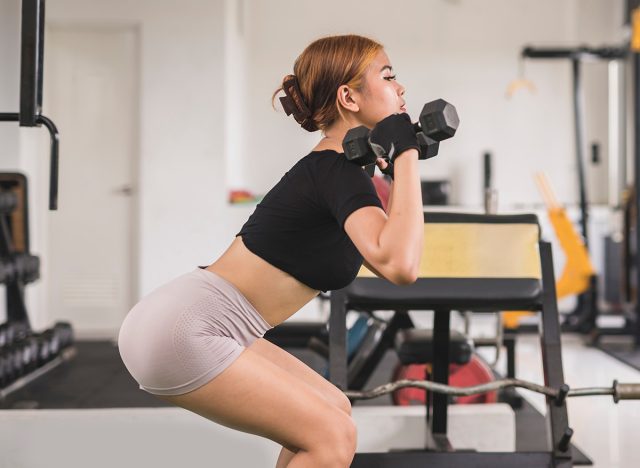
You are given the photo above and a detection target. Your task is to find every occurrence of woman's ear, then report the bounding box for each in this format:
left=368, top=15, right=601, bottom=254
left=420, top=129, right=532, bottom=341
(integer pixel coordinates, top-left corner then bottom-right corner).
left=336, top=84, right=360, bottom=113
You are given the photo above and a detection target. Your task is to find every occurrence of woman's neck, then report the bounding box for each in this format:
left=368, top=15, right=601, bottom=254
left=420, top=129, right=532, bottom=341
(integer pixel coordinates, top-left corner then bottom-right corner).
left=311, top=121, right=352, bottom=153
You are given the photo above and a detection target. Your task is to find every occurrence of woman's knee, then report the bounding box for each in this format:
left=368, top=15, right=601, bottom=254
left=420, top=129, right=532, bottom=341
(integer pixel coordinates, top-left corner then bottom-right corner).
left=331, top=390, right=352, bottom=416
left=315, top=411, right=357, bottom=465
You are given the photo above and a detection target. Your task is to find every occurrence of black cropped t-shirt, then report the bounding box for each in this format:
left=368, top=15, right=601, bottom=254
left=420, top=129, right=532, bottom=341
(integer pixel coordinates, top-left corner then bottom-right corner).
left=236, top=149, right=383, bottom=292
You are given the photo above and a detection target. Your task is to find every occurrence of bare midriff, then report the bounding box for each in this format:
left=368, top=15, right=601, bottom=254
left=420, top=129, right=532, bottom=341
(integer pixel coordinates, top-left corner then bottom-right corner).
left=205, top=236, right=320, bottom=327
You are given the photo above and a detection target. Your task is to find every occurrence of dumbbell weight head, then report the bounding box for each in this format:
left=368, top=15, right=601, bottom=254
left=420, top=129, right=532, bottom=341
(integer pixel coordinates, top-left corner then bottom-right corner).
left=17, top=336, right=39, bottom=373
left=44, top=329, right=61, bottom=359
left=23, top=254, right=40, bottom=283
left=0, top=324, right=8, bottom=348
left=342, top=126, right=377, bottom=167
left=13, top=254, right=40, bottom=284
left=0, top=261, right=11, bottom=284
left=7, top=344, right=25, bottom=379
left=418, top=99, right=459, bottom=141
left=0, top=259, right=17, bottom=284
left=35, top=333, right=51, bottom=366
left=15, top=340, right=33, bottom=377
left=4, top=323, right=16, bottom=346
left=416, top=132, right=440, bottom=160
left=12, top=321, right=30, bottom=343
left=0, top=352, right=10, bottom=387
left=0, top=321, right=31, bottom=349
left=0, top=191, right=18, bottom=214
left=0, top=350, right=16, bottom=387
left=53, top=322, right=74, bottom=349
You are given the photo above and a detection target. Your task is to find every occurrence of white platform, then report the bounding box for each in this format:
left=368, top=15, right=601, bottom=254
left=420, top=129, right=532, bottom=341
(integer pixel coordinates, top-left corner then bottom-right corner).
left=0, top=404, right=514, bottom=468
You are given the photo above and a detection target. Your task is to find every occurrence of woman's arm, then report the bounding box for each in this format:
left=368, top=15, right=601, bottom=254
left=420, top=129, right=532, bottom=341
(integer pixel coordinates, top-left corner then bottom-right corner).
left=385, top=179, right=395, bottom=214
left=345, top=149, right=423, bottom=285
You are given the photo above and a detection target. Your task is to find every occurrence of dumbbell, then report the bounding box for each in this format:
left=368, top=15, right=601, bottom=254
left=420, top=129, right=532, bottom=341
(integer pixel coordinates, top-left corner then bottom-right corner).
left=6, top=335, right=39, bottom=375
left=0, top=254, right=40, bottom=285
left=0, top=321, right=30, bottom=349
left=34, top=332, right=53, bottom=366
left=0, top=190, right=18, bottom=215
left=13, top=253, right=40, bottom=284
left=19, top=336, right=39, bottom=373
left=342, top=99, right=459, bottom=167
left=0, top=349, right=16, bottom=387
left=43, top=328, right=61, bottom=359
left=3, top=344, right=25, bottom=380
left=0, top=323, right=9, bottom=348
left=31, top=329, right=59, bottom=366
left=53, top=322, right=74, bottom=349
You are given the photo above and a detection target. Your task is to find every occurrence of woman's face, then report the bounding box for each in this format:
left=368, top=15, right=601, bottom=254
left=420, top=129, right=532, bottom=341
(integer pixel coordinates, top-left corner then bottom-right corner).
left=355, top=49, right=406, bottom=128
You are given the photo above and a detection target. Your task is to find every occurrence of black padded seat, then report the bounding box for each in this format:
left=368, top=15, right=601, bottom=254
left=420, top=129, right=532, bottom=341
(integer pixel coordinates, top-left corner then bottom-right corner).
left=345, top=277, right=543, bottom=311
left=395, top=328, right=474, bottom=365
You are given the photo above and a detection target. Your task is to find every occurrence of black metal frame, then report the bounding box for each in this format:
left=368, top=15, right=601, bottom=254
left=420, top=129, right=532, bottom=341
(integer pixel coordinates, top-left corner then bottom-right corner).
left=329, top=241, right=574, bottom=467
left=0, top=0, right=60, bottom=210
left=634, top=48, right=640, bottom=345
left=521, top=46, right=635, bottom=342
left=0, top=173, right=32, bottom=327
left=20, top=0, right=45, bottom=127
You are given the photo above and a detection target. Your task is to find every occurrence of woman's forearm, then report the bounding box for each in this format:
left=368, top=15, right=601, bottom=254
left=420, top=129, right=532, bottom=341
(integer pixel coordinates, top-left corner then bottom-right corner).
left=377, top=150, right=424, bottom=281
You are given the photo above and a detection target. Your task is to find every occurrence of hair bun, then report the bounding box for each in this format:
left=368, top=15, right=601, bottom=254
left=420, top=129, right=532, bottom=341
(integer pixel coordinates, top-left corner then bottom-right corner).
left=279, top=75, right=318, bottom=132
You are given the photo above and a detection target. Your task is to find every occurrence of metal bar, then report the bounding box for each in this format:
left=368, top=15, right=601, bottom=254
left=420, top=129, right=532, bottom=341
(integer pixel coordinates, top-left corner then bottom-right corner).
left=35, top=114, right=59, bottom=210
left=328, top=288, right=348, bottom=390
left=0, top=113, right=19, bottom=122
left=352, top=451, right=565, bottom=468
left=635, top=51, right=640, bottom=347
left=344, top=378, right=640, bottom=402
left=431, top=309, right=451, bottom=439
left=573, top=58, right=589, bottom=245
left=609, top=61, right=622, bottom=207
left=0, top=113, right=59, bottom=210
left=19, top=0, right=44, bottom=126
left=0, top=347, right=76, bottom=400
left=6, top=282, right=29, bottom=323
left=522, top=46, right=627, bottom=60
left=505, top=333, right=516, bottom=378
left=538, top=242, right=573, bottom=464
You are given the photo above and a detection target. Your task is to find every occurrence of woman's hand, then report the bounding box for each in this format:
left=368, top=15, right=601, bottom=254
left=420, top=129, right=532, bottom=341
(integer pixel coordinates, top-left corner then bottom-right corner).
left=375, top=158, right=390, bottom=171
left=375, top=157, right=395, bottom=179
left=368, top=113, right=420, bottom=162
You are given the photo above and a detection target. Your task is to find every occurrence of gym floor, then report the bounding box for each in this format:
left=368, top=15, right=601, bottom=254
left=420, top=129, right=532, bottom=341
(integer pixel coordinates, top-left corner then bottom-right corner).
left=1, top=313, right=639, bottom=467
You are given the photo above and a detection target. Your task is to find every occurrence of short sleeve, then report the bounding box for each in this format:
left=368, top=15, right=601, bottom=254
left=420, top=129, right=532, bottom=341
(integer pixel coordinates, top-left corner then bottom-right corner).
left=321, top=160, right=384, bottom=229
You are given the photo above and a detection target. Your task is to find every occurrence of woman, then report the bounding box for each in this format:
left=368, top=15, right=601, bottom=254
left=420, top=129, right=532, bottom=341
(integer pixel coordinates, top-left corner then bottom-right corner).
left=118, top=34, right=424, bottom=468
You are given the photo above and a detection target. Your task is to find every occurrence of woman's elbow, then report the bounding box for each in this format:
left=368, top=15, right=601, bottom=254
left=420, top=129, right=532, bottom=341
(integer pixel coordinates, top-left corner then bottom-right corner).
left=389, top=263, right=419, bottom=285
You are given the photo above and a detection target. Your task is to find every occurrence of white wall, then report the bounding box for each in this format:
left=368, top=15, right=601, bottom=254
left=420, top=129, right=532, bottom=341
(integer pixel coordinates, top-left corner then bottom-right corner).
left=0, top=0, right=632, bottom=329
left=238, top=0, right=627, bottom=208
left=0, top=0, right=20, bottom=169
left=0, top=0, right=256, bottom=329
left=0, top=0, right=21, bottom=324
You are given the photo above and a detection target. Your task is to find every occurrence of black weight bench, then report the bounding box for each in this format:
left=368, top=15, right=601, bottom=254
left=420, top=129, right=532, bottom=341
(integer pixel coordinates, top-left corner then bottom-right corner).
left=395, top=328, right=474, bottom=366
left=328, top=212, right=574, bottom=468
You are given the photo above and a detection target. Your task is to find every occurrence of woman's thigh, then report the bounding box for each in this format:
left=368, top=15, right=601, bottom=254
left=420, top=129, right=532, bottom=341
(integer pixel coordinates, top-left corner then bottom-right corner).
left=156, top=347, right=355, bottom=453
left=247, top=338, right=351, bottom=415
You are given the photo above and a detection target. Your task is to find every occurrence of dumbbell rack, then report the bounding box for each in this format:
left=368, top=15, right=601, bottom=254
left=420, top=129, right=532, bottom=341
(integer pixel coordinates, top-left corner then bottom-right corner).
left=0, top=173, right=76, bottom=400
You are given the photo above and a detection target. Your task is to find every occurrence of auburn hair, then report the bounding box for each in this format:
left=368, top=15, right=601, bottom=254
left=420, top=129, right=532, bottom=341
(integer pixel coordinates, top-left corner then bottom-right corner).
left=273, top=34, right=383, bottom=132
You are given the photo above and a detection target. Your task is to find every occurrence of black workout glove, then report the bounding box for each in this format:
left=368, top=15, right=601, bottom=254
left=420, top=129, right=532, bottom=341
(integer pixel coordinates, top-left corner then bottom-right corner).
left=368, top=113, right=420, bottom=163
left=379, top=161, right=395, bottom=180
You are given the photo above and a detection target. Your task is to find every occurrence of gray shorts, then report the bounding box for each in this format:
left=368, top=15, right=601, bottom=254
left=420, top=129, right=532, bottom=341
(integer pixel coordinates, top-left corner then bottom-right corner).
left=118, top=267, right=273, bottom=396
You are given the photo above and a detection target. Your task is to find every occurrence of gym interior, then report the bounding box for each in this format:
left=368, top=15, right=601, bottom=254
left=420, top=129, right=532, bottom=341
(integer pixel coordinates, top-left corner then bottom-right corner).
left=1, top=0, right=640, bottom=467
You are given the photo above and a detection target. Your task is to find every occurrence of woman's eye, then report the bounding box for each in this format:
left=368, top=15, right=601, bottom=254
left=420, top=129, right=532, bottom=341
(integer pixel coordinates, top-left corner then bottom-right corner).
left=384, top=75, right=397, bottom=81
